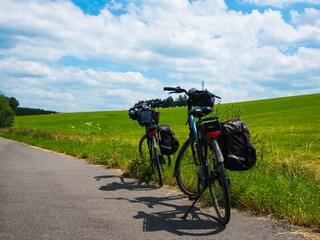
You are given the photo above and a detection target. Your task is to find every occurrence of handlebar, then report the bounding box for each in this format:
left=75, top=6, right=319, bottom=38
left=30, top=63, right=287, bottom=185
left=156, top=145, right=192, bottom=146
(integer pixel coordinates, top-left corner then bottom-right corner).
left=164, top=86, right=221, bottom=99
left=163, top=86, right=187, bottom=94
left=163, top=87, right=177, bottom=91
left=129, top=101, right=163, bottom=111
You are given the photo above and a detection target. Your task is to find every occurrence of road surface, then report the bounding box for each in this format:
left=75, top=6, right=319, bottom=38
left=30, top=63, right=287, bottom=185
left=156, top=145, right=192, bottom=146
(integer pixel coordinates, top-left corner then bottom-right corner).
left=0, top=137, right=306, bottom=239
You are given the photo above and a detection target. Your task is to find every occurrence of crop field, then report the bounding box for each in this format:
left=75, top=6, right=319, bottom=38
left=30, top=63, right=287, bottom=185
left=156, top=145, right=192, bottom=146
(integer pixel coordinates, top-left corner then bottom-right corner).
left=0, top=93, right=319, bottom=230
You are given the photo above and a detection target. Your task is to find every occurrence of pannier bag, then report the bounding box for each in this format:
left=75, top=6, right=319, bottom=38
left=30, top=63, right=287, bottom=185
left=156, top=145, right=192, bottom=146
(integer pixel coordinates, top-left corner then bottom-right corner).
left=159, top=124, right=179, bottom=155
left=221, top=119, right=256, bottom=171
left=200, top=117, right=221, bottom=139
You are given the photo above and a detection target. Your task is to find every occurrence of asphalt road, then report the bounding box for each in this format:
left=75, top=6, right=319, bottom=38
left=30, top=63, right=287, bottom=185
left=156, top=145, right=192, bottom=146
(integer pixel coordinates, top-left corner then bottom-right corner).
left=0, top=137, right=306, bottom=240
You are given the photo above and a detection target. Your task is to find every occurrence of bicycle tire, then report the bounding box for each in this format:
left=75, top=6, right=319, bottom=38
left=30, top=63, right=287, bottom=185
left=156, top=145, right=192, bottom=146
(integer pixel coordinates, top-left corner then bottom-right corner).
left=138, top=135, right=163, bottom=187
left=139, top=135, right=149, bottom=160
left=174, top=137, right=200, bottom=196
left=207, top=139, right=231, bottom=225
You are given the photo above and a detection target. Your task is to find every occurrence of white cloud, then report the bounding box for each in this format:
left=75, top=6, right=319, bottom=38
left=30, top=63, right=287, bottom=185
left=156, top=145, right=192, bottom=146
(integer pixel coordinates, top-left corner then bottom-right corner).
left=239, top=0, right=320, bottom=8
left=0, top=58, right=163, bottom=111
left=15, top=87, right=74, bottom=101
left=106, top=0, right=124, bottom=11
left=1, top=1, right=318, bottom=63
left=0, top=58, right=53, bottom=77
left=291, top=8, right=320, bottom=26
left=0, top=0, right=319, bottom=111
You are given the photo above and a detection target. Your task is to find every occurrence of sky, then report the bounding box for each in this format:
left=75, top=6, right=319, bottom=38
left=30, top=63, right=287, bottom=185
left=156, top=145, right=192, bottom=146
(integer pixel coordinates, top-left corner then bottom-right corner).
left=0, top=0, right=319, bottom=112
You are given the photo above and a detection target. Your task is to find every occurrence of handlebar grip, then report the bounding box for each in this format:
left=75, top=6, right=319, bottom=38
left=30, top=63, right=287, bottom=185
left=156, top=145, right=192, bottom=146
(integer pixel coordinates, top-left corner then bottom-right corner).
left=163, top=87, right=177, bottom=91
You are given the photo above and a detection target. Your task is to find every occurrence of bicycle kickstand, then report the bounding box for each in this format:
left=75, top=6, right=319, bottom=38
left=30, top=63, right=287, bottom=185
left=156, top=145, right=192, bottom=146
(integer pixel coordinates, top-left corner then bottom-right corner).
left=181, top=186, right=207, bottom=219
left=138, top=162, right=153, bottom=185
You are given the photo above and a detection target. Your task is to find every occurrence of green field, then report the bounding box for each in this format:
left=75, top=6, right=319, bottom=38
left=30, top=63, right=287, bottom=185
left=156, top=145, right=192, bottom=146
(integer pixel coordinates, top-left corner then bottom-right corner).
left=0, top=93, right=319, bottom=230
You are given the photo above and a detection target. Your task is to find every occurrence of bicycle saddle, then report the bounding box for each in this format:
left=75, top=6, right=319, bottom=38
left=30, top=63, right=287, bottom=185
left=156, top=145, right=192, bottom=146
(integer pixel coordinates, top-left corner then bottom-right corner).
left=189, top=106, right=213, bottom=118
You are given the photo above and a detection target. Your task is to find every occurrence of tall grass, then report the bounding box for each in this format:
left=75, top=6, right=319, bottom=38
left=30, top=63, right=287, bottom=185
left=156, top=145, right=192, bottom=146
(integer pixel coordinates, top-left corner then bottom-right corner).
left=0, top=94, right=319, bottom=230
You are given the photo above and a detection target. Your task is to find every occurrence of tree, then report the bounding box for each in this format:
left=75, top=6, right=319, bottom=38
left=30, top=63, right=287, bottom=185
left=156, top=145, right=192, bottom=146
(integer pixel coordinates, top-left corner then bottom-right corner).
left=163, top=96, right=174, bottom=108
left=0, top=95, right=14, bottom=128
left=9, top=97, right=19, bottom=112
left=175, top=95, right=187, bottom=106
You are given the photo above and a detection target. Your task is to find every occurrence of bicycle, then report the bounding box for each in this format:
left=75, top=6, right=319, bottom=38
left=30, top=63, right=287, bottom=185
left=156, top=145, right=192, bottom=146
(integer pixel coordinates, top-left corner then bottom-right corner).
left=164, top=86, right=231, bottom=225
left=129, top=102, right=171, bottom=187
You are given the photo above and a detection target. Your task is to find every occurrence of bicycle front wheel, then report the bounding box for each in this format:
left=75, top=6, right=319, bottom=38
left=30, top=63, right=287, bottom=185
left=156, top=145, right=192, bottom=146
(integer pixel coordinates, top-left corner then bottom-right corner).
left=175, top=137, right=200, bottom=197
left=139, top=135, right=150, bottom=161
left=207, top=139, right=230, bottom=225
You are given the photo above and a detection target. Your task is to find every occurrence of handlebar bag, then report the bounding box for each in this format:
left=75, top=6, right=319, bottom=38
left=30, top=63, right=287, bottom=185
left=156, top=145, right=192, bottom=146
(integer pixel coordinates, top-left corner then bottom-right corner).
left=189, top=90, right=215, bottom=108
left=159, top=124, right=179, bottom=155
left=221, top=119, right=256, bottom=171
left=129, top=109, right=139, bottom=120
left=138, top=109, right=160, bottom=127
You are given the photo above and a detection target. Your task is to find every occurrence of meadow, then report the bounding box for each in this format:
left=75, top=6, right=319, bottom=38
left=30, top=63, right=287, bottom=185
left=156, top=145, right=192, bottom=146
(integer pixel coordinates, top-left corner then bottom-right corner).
left=0, top=93, right=319, bottom=230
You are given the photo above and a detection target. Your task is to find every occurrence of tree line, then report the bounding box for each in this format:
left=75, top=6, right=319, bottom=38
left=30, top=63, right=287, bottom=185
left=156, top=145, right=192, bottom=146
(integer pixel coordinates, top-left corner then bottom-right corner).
left=15, top=107, right=56, bottom=116
left=0, top=91, right=57, bottom=128
left=0, top=94, right=19, bottom=127
left=136, top=95, right=188, bottom=108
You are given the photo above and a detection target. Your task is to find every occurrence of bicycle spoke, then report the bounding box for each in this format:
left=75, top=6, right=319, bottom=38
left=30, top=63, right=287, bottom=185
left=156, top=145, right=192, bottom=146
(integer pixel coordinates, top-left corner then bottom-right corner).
left=207, top=140, right=230, bottom=225
left=175, top=138, right=199, bottom=196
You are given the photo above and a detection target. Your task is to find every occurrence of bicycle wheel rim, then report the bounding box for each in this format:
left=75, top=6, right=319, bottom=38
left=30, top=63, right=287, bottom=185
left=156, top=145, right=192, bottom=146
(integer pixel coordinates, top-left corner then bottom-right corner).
left=175, top=137, right=200, bottom=196
left=139, top=135, right=150, bottom=161
left=207, top=140, right=230, bottom=225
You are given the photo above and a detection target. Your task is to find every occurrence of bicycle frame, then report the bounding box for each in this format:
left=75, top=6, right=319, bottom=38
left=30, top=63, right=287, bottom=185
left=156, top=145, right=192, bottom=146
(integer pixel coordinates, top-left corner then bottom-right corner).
left=188, top=114, right=211, bottom=186
left=189, top=115, right=198, bottom=142
left=145, top=127, right=161, bottom=163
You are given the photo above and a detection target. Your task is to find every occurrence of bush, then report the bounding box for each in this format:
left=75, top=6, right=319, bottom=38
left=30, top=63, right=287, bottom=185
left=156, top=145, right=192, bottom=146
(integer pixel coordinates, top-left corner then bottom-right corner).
left=0, top=95, right=14, bottom=127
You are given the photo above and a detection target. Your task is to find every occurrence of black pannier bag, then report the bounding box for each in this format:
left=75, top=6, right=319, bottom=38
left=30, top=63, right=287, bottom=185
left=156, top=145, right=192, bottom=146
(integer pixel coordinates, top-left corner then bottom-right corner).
left=159, top=124, right=179, bottom=155
left=221, top=119, right=256, bottom=171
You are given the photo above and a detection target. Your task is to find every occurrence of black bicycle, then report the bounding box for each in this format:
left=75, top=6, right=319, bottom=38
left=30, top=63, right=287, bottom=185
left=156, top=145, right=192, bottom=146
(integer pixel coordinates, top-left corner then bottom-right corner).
left=164, top=86, right=231, bottom=225
left=129, top=102, right=170, bottom=187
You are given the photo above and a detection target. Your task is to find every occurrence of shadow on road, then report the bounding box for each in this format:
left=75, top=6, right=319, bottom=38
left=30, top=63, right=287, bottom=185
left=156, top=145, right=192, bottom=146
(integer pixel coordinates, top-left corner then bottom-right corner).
left=95, top=174, right=158, bottom=191
left=96, top=174, right=226, bottom=237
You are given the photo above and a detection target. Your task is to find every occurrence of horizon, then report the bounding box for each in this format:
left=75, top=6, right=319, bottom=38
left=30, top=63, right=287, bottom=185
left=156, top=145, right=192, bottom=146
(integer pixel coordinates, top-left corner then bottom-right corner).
left=16, top=92, right=319, bottom=114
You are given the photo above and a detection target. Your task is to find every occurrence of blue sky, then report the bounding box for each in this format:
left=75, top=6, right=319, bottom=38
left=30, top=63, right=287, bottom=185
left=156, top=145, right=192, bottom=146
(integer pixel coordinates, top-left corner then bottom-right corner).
left=0, top=0, right=319, bottom=112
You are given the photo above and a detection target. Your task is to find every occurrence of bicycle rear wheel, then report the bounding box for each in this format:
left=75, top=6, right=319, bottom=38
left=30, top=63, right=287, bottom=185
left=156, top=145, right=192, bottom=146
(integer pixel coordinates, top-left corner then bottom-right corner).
left=207, top=139, right=230, bottom=225
left=152, top=139, right=163, bottom=187
left=139, top=135, right=163, bottom=187
left=175, top=137, right=200, bottom=196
